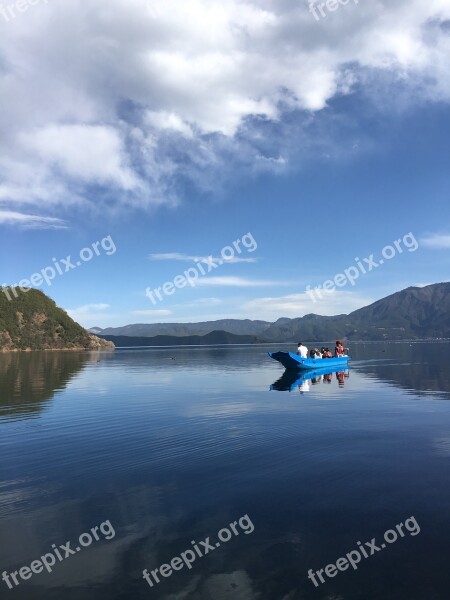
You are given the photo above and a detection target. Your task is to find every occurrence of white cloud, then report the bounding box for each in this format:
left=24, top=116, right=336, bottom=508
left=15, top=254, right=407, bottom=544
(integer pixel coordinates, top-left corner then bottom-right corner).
left=130, top=309, right=173, bottom=316
left=177, top=297, right=223, bottom=308
left=67, top=303, right=111, bottom=317
left=145, top=111, right=193, bottom=138
left=148, top=252, right=257, bottom=264
left=0, top=0, right=449, bottom=221
left=149, top=252, right=199, bottom=261
left=66, top=303, right=113, bottom=327
left=138, top=289, right=373, bottom=321
left=196, top=276, right=285, bottom=287
left=242, top=290, right=374, bottom=320
left=21, top=125, right=140, bottom=190
left=256, top=154, right=287, bottom=166
left=0, top=210, right=67, bottom=229
left=420, top=234, right=450, bottom=249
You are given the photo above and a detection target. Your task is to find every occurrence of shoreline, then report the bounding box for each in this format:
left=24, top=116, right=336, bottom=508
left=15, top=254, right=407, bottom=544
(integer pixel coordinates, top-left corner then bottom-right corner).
left=0, top=347, right=115, bottom=353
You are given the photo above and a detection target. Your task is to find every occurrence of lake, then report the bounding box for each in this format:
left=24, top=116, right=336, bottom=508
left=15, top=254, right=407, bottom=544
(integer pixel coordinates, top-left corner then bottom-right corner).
left=1, top=342, right=450, bottom=599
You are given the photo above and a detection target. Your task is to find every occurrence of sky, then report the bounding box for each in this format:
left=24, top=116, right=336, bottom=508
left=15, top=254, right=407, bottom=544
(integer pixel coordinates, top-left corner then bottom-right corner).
left=1, top=0, right=450, bottom=328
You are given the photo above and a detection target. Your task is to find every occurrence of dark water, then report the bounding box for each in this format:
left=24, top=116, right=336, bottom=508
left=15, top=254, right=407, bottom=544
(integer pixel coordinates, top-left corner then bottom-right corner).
left=1, top=342, right=450, bottom=599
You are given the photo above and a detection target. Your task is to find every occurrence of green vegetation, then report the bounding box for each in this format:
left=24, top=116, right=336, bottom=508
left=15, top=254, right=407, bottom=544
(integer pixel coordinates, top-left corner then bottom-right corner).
left=0, top=288, right=114, bottom=351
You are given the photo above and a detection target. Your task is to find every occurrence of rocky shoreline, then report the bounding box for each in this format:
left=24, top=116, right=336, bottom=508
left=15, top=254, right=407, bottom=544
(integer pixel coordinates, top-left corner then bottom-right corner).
left=0, top=335, right=115, bottom=352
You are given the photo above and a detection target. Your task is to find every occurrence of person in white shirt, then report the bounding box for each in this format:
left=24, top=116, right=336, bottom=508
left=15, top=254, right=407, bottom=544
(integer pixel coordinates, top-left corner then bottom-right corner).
left=297, top=342, right=308, bottom=358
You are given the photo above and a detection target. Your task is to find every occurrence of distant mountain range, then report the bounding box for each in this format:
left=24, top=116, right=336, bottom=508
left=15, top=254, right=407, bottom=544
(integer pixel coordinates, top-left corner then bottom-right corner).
left=93, top=283, right=450, bottom=345
left=100, top=331, right=265, bottom=347
left=96, top=319, right=271, bottom=338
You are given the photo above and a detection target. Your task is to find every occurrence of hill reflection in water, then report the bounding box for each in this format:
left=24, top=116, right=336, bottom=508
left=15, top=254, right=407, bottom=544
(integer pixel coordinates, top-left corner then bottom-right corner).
left=0, top=351, right=93, bottom=421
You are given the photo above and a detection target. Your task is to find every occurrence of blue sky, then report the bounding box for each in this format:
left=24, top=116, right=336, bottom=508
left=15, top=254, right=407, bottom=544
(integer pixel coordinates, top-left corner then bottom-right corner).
left=1, top=0, right=450, bottom=327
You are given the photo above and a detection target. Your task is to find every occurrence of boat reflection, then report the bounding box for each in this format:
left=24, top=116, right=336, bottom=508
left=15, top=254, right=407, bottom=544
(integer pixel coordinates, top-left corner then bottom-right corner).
left=270, top=366, right=350, bottom=392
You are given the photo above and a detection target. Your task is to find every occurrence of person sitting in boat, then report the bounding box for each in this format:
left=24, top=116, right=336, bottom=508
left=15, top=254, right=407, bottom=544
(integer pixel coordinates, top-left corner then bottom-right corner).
left=297, top=342, right=308, bottom=358
left=311, top=348, right=322, bottom=359
left=335, top=340, right=349, bottom=357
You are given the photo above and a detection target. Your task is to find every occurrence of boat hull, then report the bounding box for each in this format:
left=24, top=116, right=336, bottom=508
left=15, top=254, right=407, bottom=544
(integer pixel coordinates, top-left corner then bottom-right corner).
left=268, top=351, right=349, bottom=371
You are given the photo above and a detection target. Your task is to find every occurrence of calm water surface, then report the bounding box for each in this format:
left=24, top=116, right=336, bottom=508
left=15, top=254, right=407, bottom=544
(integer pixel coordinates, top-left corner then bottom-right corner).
left=1, top=342, right=450, bottom=599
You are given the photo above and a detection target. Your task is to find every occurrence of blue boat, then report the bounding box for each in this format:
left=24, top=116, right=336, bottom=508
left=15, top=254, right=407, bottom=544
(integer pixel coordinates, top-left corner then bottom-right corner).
left=268, top=351, right=350, bottom=371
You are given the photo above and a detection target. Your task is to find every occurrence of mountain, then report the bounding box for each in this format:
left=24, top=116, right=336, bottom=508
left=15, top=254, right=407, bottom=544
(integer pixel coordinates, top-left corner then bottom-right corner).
left=262, top=314, right=348, bottom=341
left=99, top=330, right=265, bottom=347
left=99, top=319, right=271, bottom=338
left=3, top=284, right=446, bottom=351
left=262, top=284, right=450, bottom=341
left=0, top=288, right=115, bottom=351
left=96, top=283, right=450, bottom=343
left=350, top=283, right=450, bottom=337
